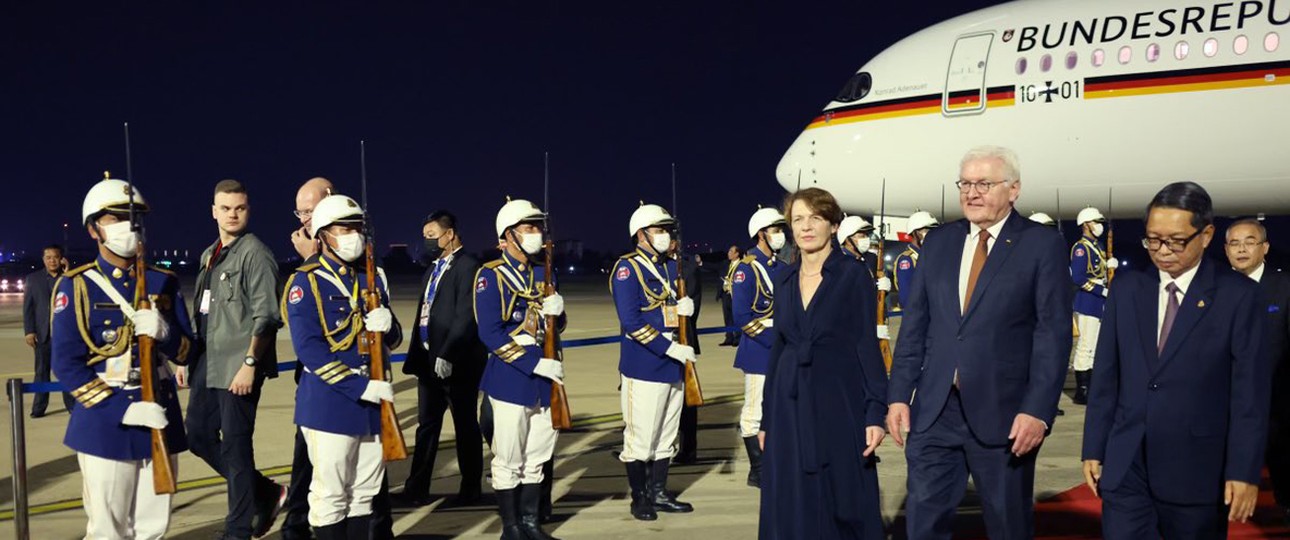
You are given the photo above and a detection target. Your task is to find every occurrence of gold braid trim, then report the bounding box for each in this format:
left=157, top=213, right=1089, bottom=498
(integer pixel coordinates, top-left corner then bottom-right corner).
left=315, top=360, right=354, bottom=384
left=628, top=325, right=661, bottom=344
left=71, top=378, right=113, bottom=408
left=72, top=276, right=132, bottom=366
left=307, top=273, right=362, bottom=352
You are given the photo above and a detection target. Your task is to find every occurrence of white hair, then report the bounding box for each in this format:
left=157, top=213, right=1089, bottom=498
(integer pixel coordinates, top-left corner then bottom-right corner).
left=960, top=145, right=1021, bottom=183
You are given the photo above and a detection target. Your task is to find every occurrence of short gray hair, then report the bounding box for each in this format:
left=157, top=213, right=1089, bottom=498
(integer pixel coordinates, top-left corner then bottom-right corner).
left=961, top=145, right=1021, bottom=183
left=1227, top=217, right=1267, bottom=242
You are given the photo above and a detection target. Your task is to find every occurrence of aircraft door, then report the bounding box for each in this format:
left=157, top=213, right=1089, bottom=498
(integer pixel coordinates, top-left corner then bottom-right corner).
left=942, top=32, right=993, bottom=116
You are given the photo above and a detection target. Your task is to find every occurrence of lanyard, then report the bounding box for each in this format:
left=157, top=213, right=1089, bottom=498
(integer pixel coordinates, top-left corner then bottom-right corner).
left=633, top=254, right=676, bottom=299
left=318, top=257, right=360, bottom=310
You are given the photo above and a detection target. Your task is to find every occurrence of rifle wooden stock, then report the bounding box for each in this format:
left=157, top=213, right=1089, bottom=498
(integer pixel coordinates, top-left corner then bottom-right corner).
left=676, top=274, right=704, bottom=406
left=135, top=247, right=176, bottom=495
left=544, top=242, right=573, bottom=430
left=1106, top=228, right=1115, bottom=283
left=364, top=247, right=408, bottom=462
left=874, top=248, right=893, bottom=374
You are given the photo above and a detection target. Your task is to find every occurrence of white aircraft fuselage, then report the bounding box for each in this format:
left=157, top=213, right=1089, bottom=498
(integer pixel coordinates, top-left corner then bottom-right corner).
left=777, top=0, right=1290, bottom=223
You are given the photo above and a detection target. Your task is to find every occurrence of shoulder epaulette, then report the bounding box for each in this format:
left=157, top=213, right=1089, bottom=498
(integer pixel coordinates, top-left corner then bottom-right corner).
left=63, top=262, right=96, bottom=278
left=617, top=252, right=637, bottom=261
left=148, top=265, right=177, bottom=277
left=740, top=254, right=757, bottom=264
left=296, top=262, right=322, bottom=273
left=483, top=259, right=505, bottom=269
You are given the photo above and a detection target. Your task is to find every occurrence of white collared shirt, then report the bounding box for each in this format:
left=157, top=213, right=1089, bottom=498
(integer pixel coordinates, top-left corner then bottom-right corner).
left=1247, top=262, right=1266, bottom=283
left=958, top=213, right=1011, bottom=310
left=423, top=247, right=461, bottom=310
left=1157, top=263, right=1200, bottom=343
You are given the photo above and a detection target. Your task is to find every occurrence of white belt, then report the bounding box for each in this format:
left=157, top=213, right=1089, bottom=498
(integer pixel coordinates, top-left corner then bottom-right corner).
left=98, top=373, right=141, bottom=391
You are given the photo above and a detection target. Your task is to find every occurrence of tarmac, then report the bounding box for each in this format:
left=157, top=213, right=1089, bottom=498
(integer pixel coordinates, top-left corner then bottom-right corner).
left=0, top=275, right=1092, bottom=539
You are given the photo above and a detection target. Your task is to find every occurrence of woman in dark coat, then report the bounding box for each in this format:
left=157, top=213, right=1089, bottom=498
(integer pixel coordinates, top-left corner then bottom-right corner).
left=758, top=188, right=889, bottom=539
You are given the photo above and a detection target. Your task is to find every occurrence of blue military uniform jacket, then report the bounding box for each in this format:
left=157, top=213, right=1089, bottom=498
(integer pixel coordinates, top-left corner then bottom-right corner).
left=1071, top=235, right=1108, bottom=317
left=729, top=248, right=780, bottom=375
left=51, top=256, right=194, bottom=461
left=283, top=255, right=401, bottom=437
left=893, top=245, right=920, bottom=313
left=610, top=247, right=685, bottom=384
left=474, top=251, right=565, bottom=408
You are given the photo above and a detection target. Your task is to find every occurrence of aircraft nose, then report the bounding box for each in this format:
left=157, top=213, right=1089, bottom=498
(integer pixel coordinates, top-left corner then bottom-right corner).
left=777, top=134, right=809, bottom=192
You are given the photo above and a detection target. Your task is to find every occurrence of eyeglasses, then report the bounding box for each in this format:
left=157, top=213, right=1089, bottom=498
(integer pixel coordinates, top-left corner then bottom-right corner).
left=293, top=209, right=313, bottom=219
left=1225, top=239, right=1265, bottom=250
left=1142, top=228, right=1204, bottom=253
left=954, top=180, right=1006, bottom=194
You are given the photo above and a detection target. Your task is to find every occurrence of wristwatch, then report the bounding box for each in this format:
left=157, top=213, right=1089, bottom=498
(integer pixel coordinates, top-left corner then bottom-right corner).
left=244, top=356, right=257, bottom=367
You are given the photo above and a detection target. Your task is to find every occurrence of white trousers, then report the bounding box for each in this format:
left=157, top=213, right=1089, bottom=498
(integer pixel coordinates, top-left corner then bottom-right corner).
left=78, top=452, right=177, bottom=540
left=489, top=397, right=557, bottom=490
left=1073, top=313, right=1102, bottom=372
left=619, top=375, right=684, bottom=463
left=739, top=373, right=766, bottom=438
left=302, top=427, right=384, bottom=527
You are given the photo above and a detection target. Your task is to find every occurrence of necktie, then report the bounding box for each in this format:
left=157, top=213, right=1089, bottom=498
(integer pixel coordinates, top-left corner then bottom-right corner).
left=419, top=259, right=446, bottom=344
left=962, top=230, right=991, bottom=314
left=1157, top=282, right=1180, bottom=355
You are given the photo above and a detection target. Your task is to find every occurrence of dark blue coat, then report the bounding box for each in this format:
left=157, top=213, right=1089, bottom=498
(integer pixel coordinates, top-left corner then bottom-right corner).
left=759, top=248, right=887, bottom=539
left=475, top=252, right=565, bottom=407
left=1081, top=258, right=1272, bottom=505
left=610, top=248, right=685, bottom=384
left=888, top=211, right=1073, bottom=444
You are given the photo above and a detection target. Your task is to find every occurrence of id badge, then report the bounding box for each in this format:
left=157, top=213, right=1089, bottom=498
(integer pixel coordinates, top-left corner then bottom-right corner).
left=418, top=302, right=430, bottom=328
left=199, top=290, right=212, bottom=315
left=104, top=352, right=132, bottom=383
left=663, top=305, right=680, bottom=328
left=522, top=304, right=542, bottom=340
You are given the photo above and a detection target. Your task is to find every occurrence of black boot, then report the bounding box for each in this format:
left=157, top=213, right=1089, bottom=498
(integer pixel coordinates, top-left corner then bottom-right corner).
left=625, top=461, right=657, bottom=521
left=1073, top=370, right=1090, bottom=405
left=496, top=488, right=525, bottom=540
left=345, top=515, right=372, bottom=540
left=647, top=460, right=693, bottom=513
left=312, top=520, right=346, bottom=540
left=518, top=483, right=561, bottom=540
left=742, top=436, right=762, bottom=488
left=539, top=461, right=554, bottom=523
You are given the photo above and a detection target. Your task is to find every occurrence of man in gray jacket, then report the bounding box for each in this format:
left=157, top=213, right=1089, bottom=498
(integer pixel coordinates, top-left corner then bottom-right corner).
left=184, top=179, right=286, bottom=539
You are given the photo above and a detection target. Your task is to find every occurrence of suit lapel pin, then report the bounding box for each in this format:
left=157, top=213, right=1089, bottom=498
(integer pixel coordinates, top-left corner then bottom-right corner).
left=1197, top=300, right=1206, bottom=308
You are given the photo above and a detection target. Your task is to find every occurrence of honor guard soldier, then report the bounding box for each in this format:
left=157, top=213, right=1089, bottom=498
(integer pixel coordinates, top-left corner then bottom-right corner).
left=282, top=194, right=402, bottom=539
left=728, top=207, right=788, bottom=488
left=52, top=176, right=195, bottom=540
left=611, top=203, right=696, bottom=521
left=892, top=210, right=939, bottom=315
left=1070, top=206, right=1116, bottom=405
left=838, top=215, right=877, bottom=275
left=475, top=198, right=566, bottom=540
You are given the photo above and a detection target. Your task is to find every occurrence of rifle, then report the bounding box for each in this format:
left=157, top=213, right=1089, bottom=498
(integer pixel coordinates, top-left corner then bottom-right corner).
left=1106, top=188, right=1115, bottom=284
left=672, top=163, right=704, bottom=406
left=359, top=140, right=409, bottom=462
left=123, top=123, right=176, bottom=494
left=1057, top=189, right=1080, bottom=339
left=876, top=180, right=892, bottom=373
left=544, top=152, right=573, bottom=430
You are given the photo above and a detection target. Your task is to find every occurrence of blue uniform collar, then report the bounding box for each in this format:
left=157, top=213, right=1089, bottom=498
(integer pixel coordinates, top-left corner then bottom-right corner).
left=1081, top=234, right=1102, bottom=247
left=95, top=254, right=135, bottom=281
left=501, top=250, right=533, bottom=273
left=633, top=246, right=667, bottom=265
left=318, top=254, right=355, bottom=280
left=748, top=246, right=778, bottom=266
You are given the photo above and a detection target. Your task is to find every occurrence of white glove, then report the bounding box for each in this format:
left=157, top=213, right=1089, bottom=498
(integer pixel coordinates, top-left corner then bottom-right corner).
left=761, top=318, right=774, bottom=328
left=434, top=357, right=453, bottom=379
left=1106, top=257, right=1119, bottom=269
left=364, top=307, right=393, bottom=333
left=122, top=402, right=169, bottom=429
left=131, top=308, right=171, bottom=341
left=877, top=324, right=891, bottom=340
left=876, top=277, right=892, bottom=292
left=360, top=380, right=394, bottom=404
left=513, top=334, right=538, bottom=347
left=665, top=342, right=697, bottom=364
left=541, top=294, right=565, bottom=317
left=675, top=297, right=695, bottom=317
left=533, top=358, right=564, bottom=384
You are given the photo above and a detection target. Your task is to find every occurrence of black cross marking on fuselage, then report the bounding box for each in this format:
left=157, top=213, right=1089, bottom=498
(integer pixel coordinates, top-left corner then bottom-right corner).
left=1039, top=81, right=1058, bottom=103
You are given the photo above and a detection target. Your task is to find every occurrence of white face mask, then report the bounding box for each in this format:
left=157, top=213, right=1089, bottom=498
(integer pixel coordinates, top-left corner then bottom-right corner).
left=767, top=231, right=786, bottom=251
left=331, top=232, right=366, bottom=262
left=519, top=232, right=544, bottom=255
left=100, top=220, right=141, bottom=258
left=852, top=235, right=872, bottom=254
left=650, top=231, right=672, bottom=254
left=1091, top=223, right=1105, bottom=237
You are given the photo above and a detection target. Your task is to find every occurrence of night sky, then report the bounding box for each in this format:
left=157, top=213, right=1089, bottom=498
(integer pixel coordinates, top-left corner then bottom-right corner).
left=4, top=0, right=1015, bottom=261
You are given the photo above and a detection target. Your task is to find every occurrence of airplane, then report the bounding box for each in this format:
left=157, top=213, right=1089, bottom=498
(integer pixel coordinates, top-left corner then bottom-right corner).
left=776, top=0, right=1290, bottom=230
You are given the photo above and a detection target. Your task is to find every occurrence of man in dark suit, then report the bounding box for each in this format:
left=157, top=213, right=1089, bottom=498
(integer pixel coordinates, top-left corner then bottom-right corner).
left=1082, top=183, right=1272, bottom=538
left=23, top=244, right=74, bottom=417
left=399, top=211, right=487, bottom=507
left=888, top=145, right=1073, bottom=539
left=1224, top=217, right=1290, bottom=526
left=717, top=245, right=740, bottom=346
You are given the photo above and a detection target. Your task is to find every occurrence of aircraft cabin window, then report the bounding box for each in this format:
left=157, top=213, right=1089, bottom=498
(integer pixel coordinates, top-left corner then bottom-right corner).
left=1092, top=49, right=1106, bottom=67
left=1204, top=38, right=1219, bottom=57
left=1015, top=57, right=1028, bottom=75
left=1175, top=41, right=1190, bottom=60
left=1118, top=46, right=1132, bottom=64
left=1065, top=51, right=1078, bottom=69
left=1266, top=32, right=1280, bottom=52
left=1146, top=43, right=1161, bottom=62
left=1235, top=35, right=1249, bottom=55
left=834, top=72, right=872, bottom=103
left=1040, top=54, right=1052, bottom=72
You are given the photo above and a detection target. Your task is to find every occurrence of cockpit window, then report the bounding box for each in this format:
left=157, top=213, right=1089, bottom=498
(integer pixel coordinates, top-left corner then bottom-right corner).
left=834, top=72, right=872, bottom=103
